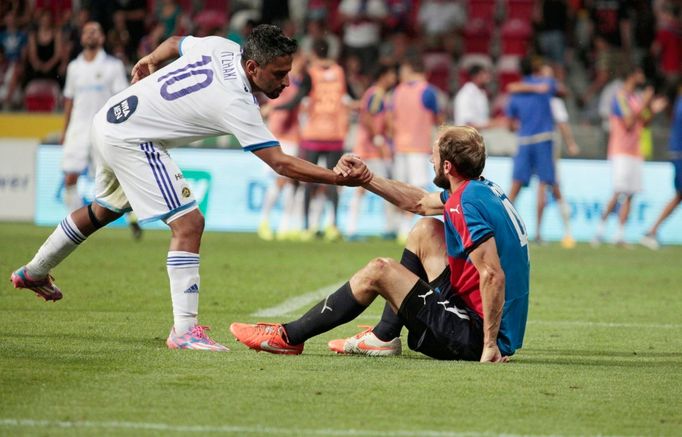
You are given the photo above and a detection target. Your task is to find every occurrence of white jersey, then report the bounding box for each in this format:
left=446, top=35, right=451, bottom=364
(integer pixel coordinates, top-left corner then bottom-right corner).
left=454, top=82, right=489, bottom=127
left=63, top=50, right=128, bottom=139
left=94, top=36, right=277, bottom=151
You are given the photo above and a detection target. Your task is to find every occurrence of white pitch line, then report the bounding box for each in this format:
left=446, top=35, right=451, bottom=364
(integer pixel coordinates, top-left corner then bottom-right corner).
left=252, top=281, right=345, bottom=317
left=0, top=418, right=625, bottom=437
left=253, top=283, right=682, bottom=330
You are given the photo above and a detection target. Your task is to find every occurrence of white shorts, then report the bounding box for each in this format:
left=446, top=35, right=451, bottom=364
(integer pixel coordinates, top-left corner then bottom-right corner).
left=393, top=152, right=432, bottom=188
left=611, top=155, right=642, bottom=194
left=91, top=130, right=197, bottom=224
left=62, top=129, right=91, bottom=174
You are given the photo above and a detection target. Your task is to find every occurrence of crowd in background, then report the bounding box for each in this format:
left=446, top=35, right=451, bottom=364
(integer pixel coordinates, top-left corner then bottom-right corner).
left=0, top=0, right=680, bottom=143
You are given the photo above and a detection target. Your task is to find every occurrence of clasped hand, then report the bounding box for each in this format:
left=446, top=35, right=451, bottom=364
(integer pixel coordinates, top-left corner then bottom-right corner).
left=333, top=154, right=373, bottom=187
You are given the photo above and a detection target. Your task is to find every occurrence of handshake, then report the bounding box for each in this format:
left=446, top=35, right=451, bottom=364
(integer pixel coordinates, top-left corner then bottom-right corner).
left=333, top=154, right=373, bottom=187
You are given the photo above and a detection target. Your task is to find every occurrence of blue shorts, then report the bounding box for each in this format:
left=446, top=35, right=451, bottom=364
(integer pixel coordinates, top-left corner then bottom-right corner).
left=674, top=159, right=682, bottom=194
left=513, top=140, right=556, bottom=186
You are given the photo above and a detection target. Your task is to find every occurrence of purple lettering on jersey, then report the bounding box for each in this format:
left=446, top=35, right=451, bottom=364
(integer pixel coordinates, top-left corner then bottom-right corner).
left=158, top=55, right=215, bottom=101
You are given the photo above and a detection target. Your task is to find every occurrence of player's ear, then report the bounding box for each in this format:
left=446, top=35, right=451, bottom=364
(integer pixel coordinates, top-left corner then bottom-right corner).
left=244, top=59, right=259, bottom=76
left=443, top=160, right=453, bottom=174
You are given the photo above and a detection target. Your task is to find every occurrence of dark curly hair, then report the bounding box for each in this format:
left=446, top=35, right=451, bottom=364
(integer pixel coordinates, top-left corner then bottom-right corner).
left=242, top=24, right=298, bottom=66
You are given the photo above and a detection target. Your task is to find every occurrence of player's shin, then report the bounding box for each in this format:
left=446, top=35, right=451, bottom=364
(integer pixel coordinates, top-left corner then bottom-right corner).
left=283, top=282, right=368, bottom=345
left=167, top=251, right=200, bottom=335
left=26, top=213, right=87, bottom=278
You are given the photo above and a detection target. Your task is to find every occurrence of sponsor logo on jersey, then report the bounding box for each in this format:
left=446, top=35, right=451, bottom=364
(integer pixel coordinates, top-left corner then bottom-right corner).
left=106, top=95, right=138, bottom=124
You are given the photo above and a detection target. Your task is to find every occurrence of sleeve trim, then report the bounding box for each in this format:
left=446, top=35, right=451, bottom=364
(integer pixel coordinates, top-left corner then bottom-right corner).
left=464, top=231, right=494, bottom=256
left=243, top=140, right=279, bottom=152
left=178, top=36, right=187, bottom=56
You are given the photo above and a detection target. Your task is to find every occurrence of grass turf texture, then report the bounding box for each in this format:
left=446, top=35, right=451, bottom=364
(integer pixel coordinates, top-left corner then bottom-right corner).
left=0, top=222, right=681, bottom=436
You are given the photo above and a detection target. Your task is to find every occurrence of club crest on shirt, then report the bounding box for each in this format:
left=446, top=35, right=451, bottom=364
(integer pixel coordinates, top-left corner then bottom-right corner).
left=106, top=95, right=138, bottom=124
left=182, top=187, right=191, bottom=198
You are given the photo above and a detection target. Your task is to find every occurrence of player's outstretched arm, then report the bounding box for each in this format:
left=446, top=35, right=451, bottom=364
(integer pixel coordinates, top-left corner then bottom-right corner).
left=362, top=175, right=444, bottom=216
left=253, top=146, right=372, bottom=186
left=131, top=36, right=183, bottom=83
left=468, top=237, right=508, bottom=363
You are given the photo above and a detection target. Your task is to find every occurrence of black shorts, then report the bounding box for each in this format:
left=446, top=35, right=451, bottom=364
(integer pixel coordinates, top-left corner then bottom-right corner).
left=398, top=269, right=483, bottom=361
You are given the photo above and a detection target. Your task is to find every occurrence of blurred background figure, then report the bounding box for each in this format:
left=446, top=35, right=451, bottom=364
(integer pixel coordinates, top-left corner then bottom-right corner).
left=258, top=52, right=306, bottom=241
left=346, top=63, right=398, bottom=241
left=593, top=67, right=667, bottom=247
left=641, top=81, right=682, bottom=250
left=506, top=57, right=557, bottom=244
left=0, top=11, right=27, bottom=108
left=389, top=56, right=444, bottom=244
left=60, top=21, right=141, bottom=238
left=454, top=64, right=496, bottom=130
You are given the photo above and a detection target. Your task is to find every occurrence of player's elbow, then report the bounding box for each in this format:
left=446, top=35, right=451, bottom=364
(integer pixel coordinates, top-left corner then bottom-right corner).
left=481, top=265, right=505, bottom=289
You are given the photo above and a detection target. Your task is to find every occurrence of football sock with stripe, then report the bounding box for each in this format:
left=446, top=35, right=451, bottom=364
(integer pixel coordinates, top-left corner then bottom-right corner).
left=167, top=251, right=200, bottom=335
left=283, top=282, right=367, bottom=345
left=372, top=249, right=426, bottom=342
left=26, top=214, right=86, bottom=278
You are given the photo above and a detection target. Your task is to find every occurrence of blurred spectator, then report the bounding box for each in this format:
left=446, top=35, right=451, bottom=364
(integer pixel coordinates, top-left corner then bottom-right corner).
left=631, top=0, right=657, bottom=65
left=300, top=19, right=341, bottom=61
left=137, top=23, right=165, bottom=59
left=579, top=36, right=622, bottom=121
left=107, top=10, right=131, bottom=62
left=385, top=0, right=414, bottom=33
left=227, top=18, right=257, bottom=45
left=24, top=10, right=64, bottom=88
left=338, top=0, right=387, bottom=74
left=343, top=54, right=368, bottom=99
left=0, top=47, right=17, bottom=106
left=417, top=0, right=466, bottom=37
left=63, top=8, right=91, bottom=62
left=115, top=0, right=146, bottom=53
left=454, top=64, right=495, bottom=129
left=261, top=0, right=290, bottom=25
left=155, top=0, right=182, bottom=39
left=379, top=30, right=419, bottom=66
left=652, top=3, right=681, bottom=86
left=589, top=0, right=631, bottom=50
left=0, top=11, right=28, bottom=65
left=0, top=0, right=31, bottom=28
left=536, top=0, right=569, bottom=79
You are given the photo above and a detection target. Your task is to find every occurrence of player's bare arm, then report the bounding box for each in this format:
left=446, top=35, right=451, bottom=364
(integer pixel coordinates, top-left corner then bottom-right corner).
left=254, top=146, right=372, bottom=187
left=364, top=175, right=444, bottom=216
left=60, top=97, right=73, bottom=145
left=131, top=36, right=183, bottom=83
left=468, top=237, right=507, bottom=363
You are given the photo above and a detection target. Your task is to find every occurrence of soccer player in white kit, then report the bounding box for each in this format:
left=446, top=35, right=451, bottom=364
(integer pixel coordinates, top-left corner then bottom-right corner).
left=10, top=25, right=372, bottom=351
left=61, top=21, right=142, bottom=238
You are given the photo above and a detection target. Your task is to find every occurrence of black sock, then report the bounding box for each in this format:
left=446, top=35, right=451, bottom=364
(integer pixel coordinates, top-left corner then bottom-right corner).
left=283, top=282, right=367, bottom=345
left=372, top=249, right=426, bottom=341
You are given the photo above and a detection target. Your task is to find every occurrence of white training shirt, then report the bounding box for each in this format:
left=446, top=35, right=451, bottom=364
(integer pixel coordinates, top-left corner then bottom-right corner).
left=94, top=36, right=278, bottom=151
left=550, top=96, right=569, bottom=124
left=63, top=50, right=128, bottom=139
left=454, top=82, right=490, bottom=127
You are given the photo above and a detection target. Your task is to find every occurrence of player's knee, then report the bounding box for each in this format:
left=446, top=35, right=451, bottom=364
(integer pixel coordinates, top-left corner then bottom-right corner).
left=407, top=218, right=443, bottom=247
left=90, top=202, right=122, bottom=225
left=171, top=211, right=204, bottom=240
left=360, top=257, right=396, bottom=287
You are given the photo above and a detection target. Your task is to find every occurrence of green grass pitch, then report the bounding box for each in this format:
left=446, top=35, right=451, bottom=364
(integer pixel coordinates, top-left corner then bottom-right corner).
left=1, top=222, right=681, bottom=436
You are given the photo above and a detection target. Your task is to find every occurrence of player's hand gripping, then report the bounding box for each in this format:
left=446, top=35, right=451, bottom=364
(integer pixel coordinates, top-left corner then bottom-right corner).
left=334, top=153, right=373, bottom=187
left=480, top=342, right=509, bottom=364
left=131, top=54, right=159, bottom=84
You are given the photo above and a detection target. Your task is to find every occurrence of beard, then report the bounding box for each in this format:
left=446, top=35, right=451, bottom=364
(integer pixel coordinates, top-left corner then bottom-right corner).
left=264, top=87, right=284, bottom=99
left=433, top=168, right=450, bottom=190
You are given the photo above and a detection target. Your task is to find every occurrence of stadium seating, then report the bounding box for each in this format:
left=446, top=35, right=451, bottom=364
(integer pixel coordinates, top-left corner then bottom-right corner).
left=468, top=0, right=496, bottom=22
left=462, top=18, right=493, bottom=55
left=24, top=79, right=60, bottom=112
left=505, top=0, right=535, bottom=21
left=500, top=18, right=532, bottom=56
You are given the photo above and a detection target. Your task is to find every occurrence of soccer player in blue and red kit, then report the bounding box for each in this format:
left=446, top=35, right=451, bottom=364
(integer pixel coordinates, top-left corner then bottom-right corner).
left=230, top=126, right=530, bottom=362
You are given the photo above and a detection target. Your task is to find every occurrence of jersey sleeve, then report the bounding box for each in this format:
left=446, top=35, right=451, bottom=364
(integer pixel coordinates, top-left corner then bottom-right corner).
left=63, top=62, right=76, bottom=99
left=421, top=85, right=439, bottom=115
left=506, top=96, right=518, bottom=119
left=611, top=94, right=625, bottom=118
left=550, top=97, right=569, bottom=123
left=461, top=199, right=494, bottom=253
left=221, top=97, right=279, bottom=152
left=178, top=36, right=198, bottom=56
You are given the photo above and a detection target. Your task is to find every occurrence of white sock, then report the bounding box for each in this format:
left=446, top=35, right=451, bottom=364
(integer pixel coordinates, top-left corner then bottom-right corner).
left=558, top=199, right=572, bottom=237
left=309, top=193, right=325, bottom=231
left=260, top=182, right=281, bottom=222
left=614, top=223, right=625, bottom=243
left=167, top=251, right=200, bottom=335
left=595, top=220, right=606, bottom=239
left=63, top=184, right=83, bottom=212
left=26, top=214, right=86, bottom=278
left=290, top=187, right=305, bottom=231
left=347, top=190, right=363, bottom=236
left=277, top=184, right=295, bottom=234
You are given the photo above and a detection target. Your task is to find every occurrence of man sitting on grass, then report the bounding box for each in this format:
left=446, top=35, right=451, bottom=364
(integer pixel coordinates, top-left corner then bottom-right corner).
left=231, top=126, right=530, bottom=362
